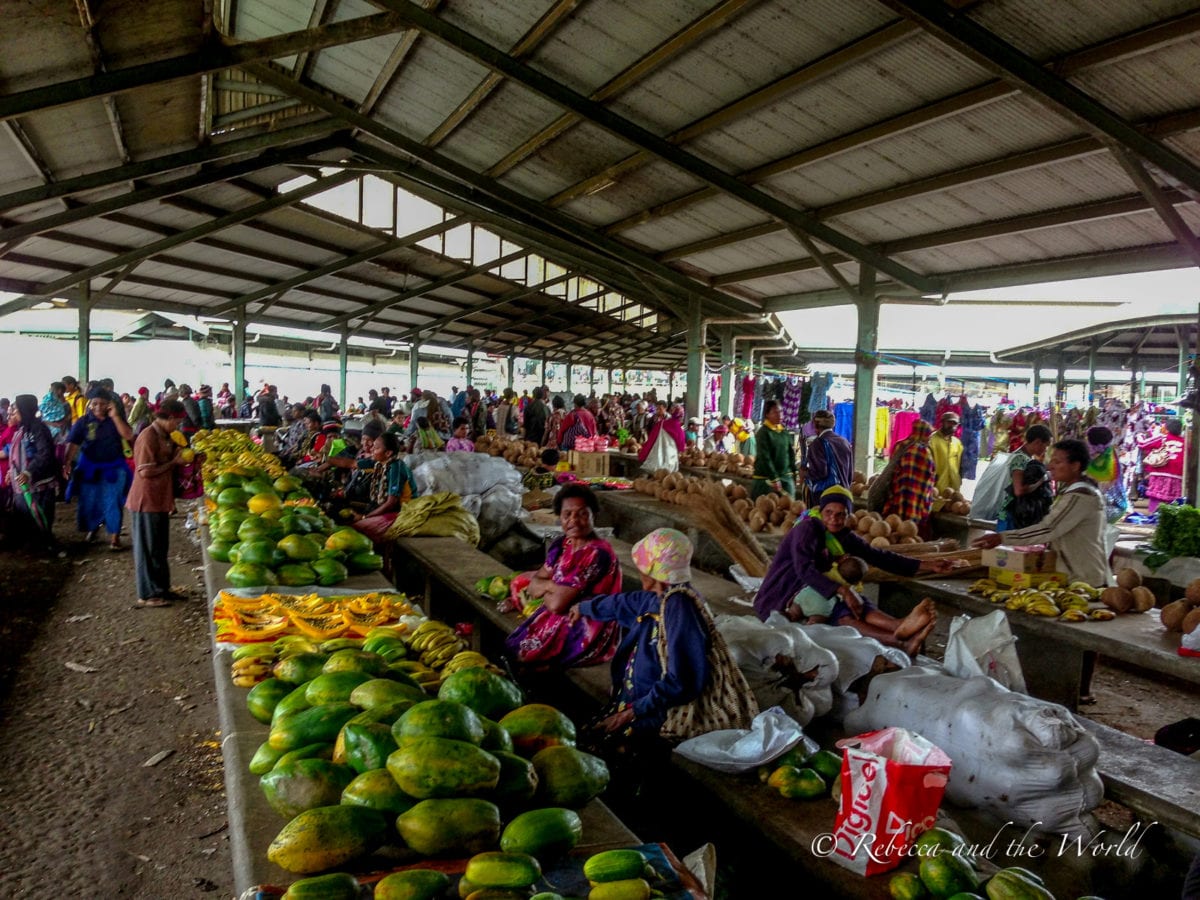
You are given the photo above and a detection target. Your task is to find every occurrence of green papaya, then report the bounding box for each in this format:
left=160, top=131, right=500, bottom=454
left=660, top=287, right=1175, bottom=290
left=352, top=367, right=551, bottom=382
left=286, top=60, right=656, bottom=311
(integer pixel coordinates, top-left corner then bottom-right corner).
left=386, top=736, right=500, bottom=799
left=305, top=671, right=372, bottom=705
left=260, top=758, right=356, bottom=819
left=275, top=743, right=335, bottom=770
left=249, top=741, right=287, bottom=776
left=349, top=678, right=426, bottom=710
left=270, top=703, right=361, bottom=751
left=499, top=807, right=582, bottom=860
left=395, top=798, right=502, bottom=857
left=531, top=745, right=609, bottom=808
left=274, top=653, right=330, bottom=685
left=323, top=649, right=389, bottom=678
left=437, top=667, right=523, bottom=720
left=342, top=722, right=398, bottom=775
left=464, top=852, right=542, bottom=889
left=479, top=717, right=514, bottom=754
left=281, top=872, right=359, bottom=900
left=489, top=751, right=538, bottom=809
left=394, top=699, right=486, bottom=746
left=341, top=768, right=417, bottom=817
left=267, top=805, right=389, bottom=874
left=373, top=868, right=451, bottom=900
left=273, top=682, right=315, bottom=723
left=247, top=678, right=293, bottom=725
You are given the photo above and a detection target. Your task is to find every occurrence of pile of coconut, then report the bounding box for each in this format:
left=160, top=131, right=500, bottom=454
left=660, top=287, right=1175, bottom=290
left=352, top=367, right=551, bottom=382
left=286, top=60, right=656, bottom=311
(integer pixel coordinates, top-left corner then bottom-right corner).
left=475, top=435, right=544, bottom=467
left=846, top=509, right=923, bottom=548
left=630, top=470, right=804, bottom=535
left=1158, top=576, right=1200, bottom=635
left=846, top=470, right=972, bottom=515
left=677, top=448, right=756, bottom=477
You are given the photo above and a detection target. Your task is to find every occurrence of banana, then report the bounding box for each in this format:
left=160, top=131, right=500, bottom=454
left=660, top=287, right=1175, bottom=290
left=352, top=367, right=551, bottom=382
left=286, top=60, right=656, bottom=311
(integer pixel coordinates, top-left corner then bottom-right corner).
left=1026, top=603, right=1060, bottom=617
left=427, top=642, right=466, bottom=668
left=1089, top=609, right=1116, bottom=621
left=421, top=632, right=459, bottom=654
left=231, top=659, right=272, bottom=675
left=1058, top=609, right=1088, bottom=622
left=231, top=643, right=277, bottom=662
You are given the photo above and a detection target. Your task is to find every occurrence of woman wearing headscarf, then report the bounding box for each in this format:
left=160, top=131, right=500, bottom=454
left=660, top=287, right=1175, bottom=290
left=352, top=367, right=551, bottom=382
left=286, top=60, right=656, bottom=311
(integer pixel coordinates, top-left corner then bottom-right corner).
left=882, top=419, right=939, bottom=535
left=755, top=486, right=949, bottom=655
left=1138, top=417, right=1186, bottom=513
left=128, top=388, right=153, bottom=434
left=195, top=386, right=215, bottom=430
left=751, top=399, right=796, bottom=499
left=558, top=394, right=598, bottom=450
left=637, top=401, right=685, bottom=473
left=1086, top=425, right=1127, bottom=523
left=350, top=432, right=418, bottom=546
left=542, top=395, right=567, bottom=449
left=9, top=394, right=62, bottom=555
left=63, top=388, right=134, bottom=549
left=127, top=400, right=191, bottom=607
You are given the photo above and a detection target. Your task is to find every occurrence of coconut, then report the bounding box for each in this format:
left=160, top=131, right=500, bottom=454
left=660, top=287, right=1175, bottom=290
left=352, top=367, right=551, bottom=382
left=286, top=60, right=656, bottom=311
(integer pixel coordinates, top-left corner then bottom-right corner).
left=749, top=511, right=767, bottom=533
left=653, top=468, right=670, bottom=481
left=885, top=514, right=902, bottom=530
left=1161, top=600, right=1189, bottom=632
left=730, top=484, right=747, bottom=501
left=1184, top=608, right=1200, bottom=634
left=896, top=519, right=919, bottom=538
left=1100, top=586, right=1134, bottom=613
left=869, top=521, right=892, bottom=539
left=1129, top=586, right=1156, bottom=613
left=870, top=536, right=890, bottom=549
left=770, top=509, right=786, bottom=526
left=791, top=501, right=806, bottom=516
left=782, top=513, right=797, bottom=531
left=941, top=487, right=955, bottom=499
left=1115, top=569, right=1142, bottom=591
left=846, top=512, right=858, bottom=530
left=1186, top=578, right=1200, bottom=607
left=858, top=517, right=874, bottom=535
left=851, top=483, right=866, bottom=497
left=853, top=470, right=866, bottom=484
left=755, top=495, right=775, bottom=516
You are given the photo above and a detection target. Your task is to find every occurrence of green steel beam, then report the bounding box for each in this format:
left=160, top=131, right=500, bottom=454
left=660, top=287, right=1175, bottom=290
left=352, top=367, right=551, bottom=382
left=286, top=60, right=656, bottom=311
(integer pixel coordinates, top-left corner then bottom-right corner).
left=0, top=12, right=411, bottom=123
left=249, top=65, right=763, bottom=317
left=852, top=268, right=878, bottom=476
left=208, top=215, right=467, bottom=318
left=369, top=0, right=938, bottom=294
left=881, top=0, right=1200, bottom=194
left=77, top=283, right=92, bottom=383
left=232, top=306, right=247, bottom=411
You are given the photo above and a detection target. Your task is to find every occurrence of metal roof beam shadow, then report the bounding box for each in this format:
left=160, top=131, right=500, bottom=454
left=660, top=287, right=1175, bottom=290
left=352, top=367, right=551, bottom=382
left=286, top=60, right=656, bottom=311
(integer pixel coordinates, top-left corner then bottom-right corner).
left=11, top=170, right=356, bottom=308
left=1110, top=148, right=1200, bottom=270
left=0, top=135, right=343, bottom=247
left=423, top=0, right=580, bottom=148
left=603, top=8, right=1200, bottom=235
left=73, top=0, right=131, bottom=165
left=207, top=214, right=467, bottom=318
left=370, top=0, right=937, bottom=294
left=484, top=0, right=757, bottom=178
left=0, top=12, right=413, bottom=124
left=879, top=0, right=1200, bottom=194
left=447, top=285, right=611, bottom=347
left=358, top=0, right=444, bottom=116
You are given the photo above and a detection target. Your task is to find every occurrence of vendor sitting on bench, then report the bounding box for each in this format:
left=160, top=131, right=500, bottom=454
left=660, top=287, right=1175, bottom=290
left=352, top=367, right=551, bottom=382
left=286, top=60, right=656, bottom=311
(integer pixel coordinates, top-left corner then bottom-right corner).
left=754, top=485, right=953, bottom=657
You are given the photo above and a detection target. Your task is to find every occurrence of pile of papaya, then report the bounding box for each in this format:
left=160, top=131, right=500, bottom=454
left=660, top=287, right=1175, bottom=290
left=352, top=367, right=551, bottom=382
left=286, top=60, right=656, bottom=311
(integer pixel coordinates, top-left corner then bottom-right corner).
left=757, top=745, right=845, bottom=801
left=219, top=590, right=416, bottom=646
left=887, top=827, right=1083, bottom=900
left=236, top=631, right=618, bottom=896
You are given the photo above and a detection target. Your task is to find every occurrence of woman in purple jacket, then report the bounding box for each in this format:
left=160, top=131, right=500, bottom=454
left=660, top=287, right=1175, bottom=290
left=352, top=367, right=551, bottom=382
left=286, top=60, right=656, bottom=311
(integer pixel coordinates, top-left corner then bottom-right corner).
left=754, top=486, right=952, bottom=656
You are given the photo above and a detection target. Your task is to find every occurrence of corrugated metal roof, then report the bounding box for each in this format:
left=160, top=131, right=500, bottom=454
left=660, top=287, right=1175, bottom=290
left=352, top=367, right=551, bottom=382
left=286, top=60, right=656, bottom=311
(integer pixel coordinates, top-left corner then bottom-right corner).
left=5, top=0, right=1200, bottom=371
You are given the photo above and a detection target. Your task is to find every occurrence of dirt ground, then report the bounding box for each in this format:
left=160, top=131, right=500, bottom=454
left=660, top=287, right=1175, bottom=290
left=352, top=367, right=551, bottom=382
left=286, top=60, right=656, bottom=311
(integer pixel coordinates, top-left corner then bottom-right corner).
left=0, top=505, right=1195, bottom=899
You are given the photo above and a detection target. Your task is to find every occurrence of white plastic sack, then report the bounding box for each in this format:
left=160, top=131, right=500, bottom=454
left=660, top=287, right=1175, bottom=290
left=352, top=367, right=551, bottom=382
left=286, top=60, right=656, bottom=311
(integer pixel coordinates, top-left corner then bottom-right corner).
left=971, top=452, right=1012, bottom=521
left=728, top=564, right=764, bottom=595
left=476, top=483, right=524, bottom=545
left=943, top=610, right=1027, bottom=692
left=673, top=707, right=817, bottom=774
left=797, top=620, right=910, bottom=696
left=844, top=666, right=1103, bottom=837
left=715, top=614, right=837, bottom=725
left=640, top=428, right=679, bottom=473
left=412, top=453, right=522, bottom=498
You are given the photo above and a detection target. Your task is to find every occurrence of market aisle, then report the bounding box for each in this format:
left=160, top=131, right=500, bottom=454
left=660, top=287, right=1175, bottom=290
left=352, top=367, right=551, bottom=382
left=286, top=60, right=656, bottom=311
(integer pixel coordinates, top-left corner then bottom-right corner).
left=0, top=508, right=230, bottom=897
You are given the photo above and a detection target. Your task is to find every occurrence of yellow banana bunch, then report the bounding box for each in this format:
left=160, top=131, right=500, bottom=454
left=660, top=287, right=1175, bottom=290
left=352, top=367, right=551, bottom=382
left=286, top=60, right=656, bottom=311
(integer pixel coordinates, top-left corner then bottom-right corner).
left=442, top=651, right=490, bottom=675
left=987, top=590, right=1011, bottom=604
left=969, top=578, right=1000, bottom=595
left=1059, top=595, right=1090, bottom=612
left=1089, top=609, right=1116, bottom=621
left=409, top=621, right=455, bottom=652
left=1058, top=609, right=1088, bottom=623
left=1005, top=595, right=1032, bottom=611
left=420, top=632, right=467, bottom=668
left=230, top=657, right=273, bottom=687
left=1068, top=581, right=1102, bottom=599
left=1025, top=601, right=1061, bottom=617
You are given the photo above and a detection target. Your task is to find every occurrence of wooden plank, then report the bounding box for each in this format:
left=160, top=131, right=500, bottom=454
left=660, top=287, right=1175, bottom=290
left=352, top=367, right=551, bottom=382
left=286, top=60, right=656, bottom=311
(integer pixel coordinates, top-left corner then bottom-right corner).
left=1080, top=718, right=1200, bottom=839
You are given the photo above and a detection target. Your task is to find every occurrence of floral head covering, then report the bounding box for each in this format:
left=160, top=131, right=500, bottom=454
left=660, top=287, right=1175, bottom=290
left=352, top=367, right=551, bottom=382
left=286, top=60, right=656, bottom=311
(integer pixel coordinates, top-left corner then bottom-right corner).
left=910, top=420, right=932, bottom=443
left=632, top=528, right=692, bottom=585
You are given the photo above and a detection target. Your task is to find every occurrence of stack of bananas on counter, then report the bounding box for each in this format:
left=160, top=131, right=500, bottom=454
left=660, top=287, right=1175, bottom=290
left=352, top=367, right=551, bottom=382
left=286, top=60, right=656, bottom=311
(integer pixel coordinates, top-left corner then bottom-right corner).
left=408, top=620, right=470, bottom=668
left=967, top=578, right=1115, bottom=622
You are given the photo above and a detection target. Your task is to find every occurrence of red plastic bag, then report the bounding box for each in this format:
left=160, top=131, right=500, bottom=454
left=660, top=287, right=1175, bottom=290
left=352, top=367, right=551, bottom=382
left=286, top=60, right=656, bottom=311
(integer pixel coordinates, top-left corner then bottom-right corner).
left=828, top=727, right=952, bottom=876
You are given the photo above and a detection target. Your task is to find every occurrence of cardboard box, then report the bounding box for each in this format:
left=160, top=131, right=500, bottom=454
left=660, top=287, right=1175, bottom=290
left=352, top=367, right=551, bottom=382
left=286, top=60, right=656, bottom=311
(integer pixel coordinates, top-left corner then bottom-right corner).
left=988, top=568, right=1066, bottom=589
left=569, top=450, right=612, bottom=478
left=981, top=546, right=1057, bottom=573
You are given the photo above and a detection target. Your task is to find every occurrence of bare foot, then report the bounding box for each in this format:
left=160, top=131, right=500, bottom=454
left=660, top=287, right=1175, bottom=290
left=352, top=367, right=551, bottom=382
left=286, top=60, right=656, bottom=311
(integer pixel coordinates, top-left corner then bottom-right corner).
left=894, top=598, right=935, bottom=639
left=903, top=617, right=937, bottom=658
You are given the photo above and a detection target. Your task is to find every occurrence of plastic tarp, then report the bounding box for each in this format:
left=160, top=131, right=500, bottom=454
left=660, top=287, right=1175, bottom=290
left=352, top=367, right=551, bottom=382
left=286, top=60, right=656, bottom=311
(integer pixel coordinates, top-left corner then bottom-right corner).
left=971, top=452, right=1012, bottom=521
left=673, top=707, right=818, bottom=773
left=409, top=454, right=524, bottom=546
left=844, top=666, right=1103, bottom=837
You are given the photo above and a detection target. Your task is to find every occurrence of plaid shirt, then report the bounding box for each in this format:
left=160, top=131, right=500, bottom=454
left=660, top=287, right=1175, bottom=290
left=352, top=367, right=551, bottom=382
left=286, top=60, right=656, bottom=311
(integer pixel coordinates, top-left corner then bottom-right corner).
left=883, top=441, right=938, bottom=521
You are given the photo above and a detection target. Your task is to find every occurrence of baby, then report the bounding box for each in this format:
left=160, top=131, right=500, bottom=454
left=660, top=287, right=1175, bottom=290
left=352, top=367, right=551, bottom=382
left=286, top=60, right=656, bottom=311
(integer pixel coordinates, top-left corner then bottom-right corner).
left=788, top=555, right=937, bottom=657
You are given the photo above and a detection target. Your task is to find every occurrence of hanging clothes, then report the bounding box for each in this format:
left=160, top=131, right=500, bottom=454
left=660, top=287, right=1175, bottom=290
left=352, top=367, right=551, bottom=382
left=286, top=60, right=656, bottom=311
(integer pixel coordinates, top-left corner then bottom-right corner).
left=706, top=375, right=720, bottom=416
left=874, top=406, right=890, bottom=453
left=919, top=393, right=937, bottom=425
left=781, top=379, right=805, bottom=430
left=740, top=375, right=755, bottom=420
left=833, top=402, right=854, bottom=443
left=732, top=374, right=744, bottom=422
left=935, top=395, right=964, bottom=428
left=751, top=377, right=767, bottom=424
left=960, top=403, right=986, bottom=480
left=806, top=372, right=831, bottom=414
left=890, top=410, right=921, bottom=455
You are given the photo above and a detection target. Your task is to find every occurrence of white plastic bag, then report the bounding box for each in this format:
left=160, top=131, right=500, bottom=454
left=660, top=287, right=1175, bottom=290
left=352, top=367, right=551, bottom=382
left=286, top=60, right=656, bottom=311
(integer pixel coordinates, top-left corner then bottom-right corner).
left=640, top=429, right=679, bottom=473
left=971, top=452, right=1012, bottom=521
left=943, top=610, right=1027, bottom=692
left=476, top=483, right=524, bottom=545
left=728, top=564, right=764, bottom=595
left=673, top=707, right=817, bottom=774
left=413, top=454, right=521, bottom=498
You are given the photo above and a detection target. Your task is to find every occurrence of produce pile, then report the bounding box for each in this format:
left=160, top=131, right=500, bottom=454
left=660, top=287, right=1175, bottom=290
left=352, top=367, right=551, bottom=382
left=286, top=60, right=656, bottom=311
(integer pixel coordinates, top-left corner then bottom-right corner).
left=206, top=476, right=384, bottom=588
left=1148, top=503, right=1200, bottom=563
left=675, top=447, right=755, bottom=477
left=1159, top=577, right=1200, bottom=636
left=216, top=590, right=418, bottom=648
left=630, top=469, right=805, bottom=535
left=757, top=746, right=844, bottom=802
left=845, top=509, right=926, bottom=548
left=967, top=578, right=1117, bottom=622
left=194, top=427, right=287, bottom=481
left=230, top=627, right=645, bottom=899
left=849, top=470, right=973, bottom=516
left=883, top=826, right=1060, bottom=900
left=473, top=436, right=545, bottom=467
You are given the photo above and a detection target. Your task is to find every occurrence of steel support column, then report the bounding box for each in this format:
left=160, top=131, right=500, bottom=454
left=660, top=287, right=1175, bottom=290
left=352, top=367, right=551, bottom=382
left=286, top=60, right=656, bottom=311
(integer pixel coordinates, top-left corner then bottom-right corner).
left=465, top=343, right=474, bottom=387
left=1056, top=354, right=1067, bottom=408
left=588, top=366, right=595, bottom=395
left=1178, top=332, right=1189, bottom=399
left=566, top=362, right=573, bottom=393
left=719, top=328, right=735, bottom=417
left=77, top=283, right=91, bottom=383
left=540, top=356, right=547, bottom=388
left=409, top=341, right=421, bottom=395
left=606, top=368, right=613, bottom=394
left=232, top=306, right=247, bottom=413
left=1032, top=356, right=1042, bottom=406
left=1086, top=339, right=1098, bottom=403
left=338, top=328, right=349, bottom=411
left=685, top=298, right=704, bottom=421
left=507, top=353, right=515, bottom=391
left=852, top=269, right=878, bottom=476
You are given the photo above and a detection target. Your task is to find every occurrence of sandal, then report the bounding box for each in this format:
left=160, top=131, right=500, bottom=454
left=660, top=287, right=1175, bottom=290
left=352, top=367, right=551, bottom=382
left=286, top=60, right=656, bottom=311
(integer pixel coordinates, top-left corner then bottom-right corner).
left=1078, top=694, right=1097, bottom=706
left=135, top=597, right=171, bottom=608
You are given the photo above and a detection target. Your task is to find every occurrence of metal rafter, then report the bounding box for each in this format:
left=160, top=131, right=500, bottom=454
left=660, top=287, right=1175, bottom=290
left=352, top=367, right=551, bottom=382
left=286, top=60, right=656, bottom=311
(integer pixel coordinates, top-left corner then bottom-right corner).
left=602, top=8, right=1200, bottom=236
left=1111, top=148, right=1200, bottom=270
left=484, top=0, right=757, bottom=178
left=358, top=0, right=445, bottom=116
left=73, top=0, right=131, bottom=165
left=548, top=18, right=917, bottom=207
left=878, top=0, right=1200, bottom=194
left=208, top=215, right=467, bottom=318
left=447, top=284, right=610, bottom=347
left=0, top=11, right=411, bottom=124
left=10, top=170, right=357, bottom=306
left=369, top=0, right=937, bottom=294
left=291, top=0, right=336, bottom=80
left=423, top=0, right=580, bottom=148
left=0, top=120, right=340, bottom=215
left=243, top=69, right=760, bottom=318
left=0, top=135, right=343, bottom=246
